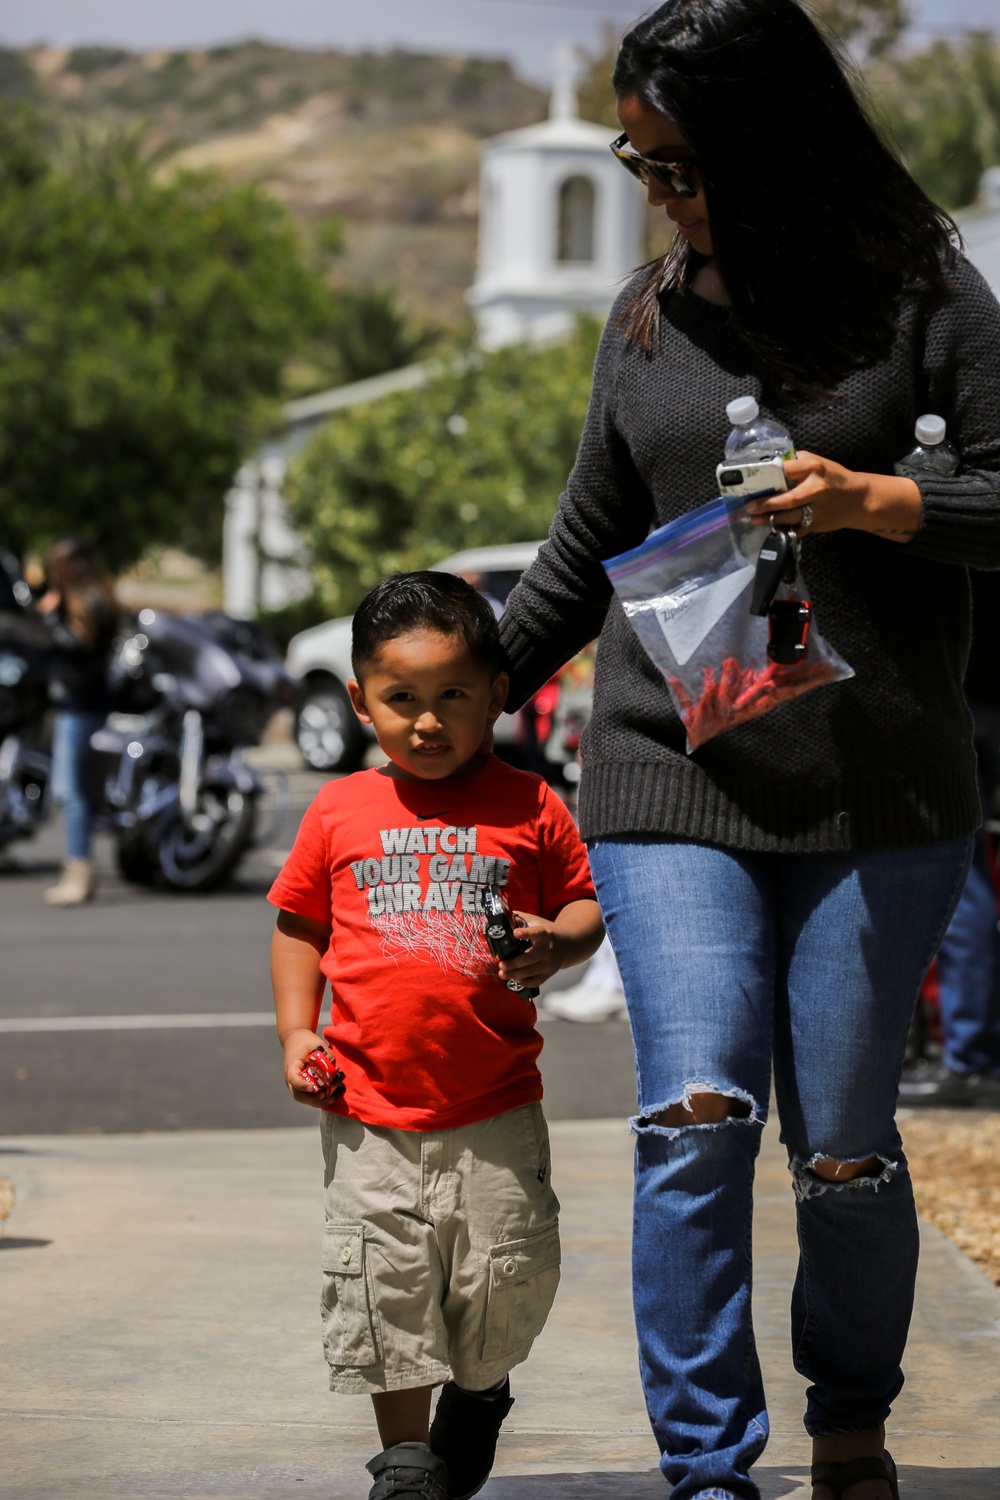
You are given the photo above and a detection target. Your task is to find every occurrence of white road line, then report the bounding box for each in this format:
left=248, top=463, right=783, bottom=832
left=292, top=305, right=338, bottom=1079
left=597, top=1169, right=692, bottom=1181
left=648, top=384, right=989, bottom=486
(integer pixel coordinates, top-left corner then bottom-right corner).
left=0, top=1013, right=275, bottom=1034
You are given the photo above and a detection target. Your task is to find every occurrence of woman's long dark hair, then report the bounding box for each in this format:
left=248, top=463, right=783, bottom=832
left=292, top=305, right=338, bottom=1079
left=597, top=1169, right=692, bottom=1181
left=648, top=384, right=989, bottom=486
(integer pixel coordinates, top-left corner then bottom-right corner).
left=613, top=0, right=958, bottom=395
left=44, top=538, right=118, bottom=648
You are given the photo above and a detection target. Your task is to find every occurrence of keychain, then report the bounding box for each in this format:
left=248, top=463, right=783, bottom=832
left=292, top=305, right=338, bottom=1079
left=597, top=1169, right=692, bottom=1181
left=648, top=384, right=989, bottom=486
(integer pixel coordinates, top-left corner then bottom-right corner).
left=749, top=527, right=812, bottom=664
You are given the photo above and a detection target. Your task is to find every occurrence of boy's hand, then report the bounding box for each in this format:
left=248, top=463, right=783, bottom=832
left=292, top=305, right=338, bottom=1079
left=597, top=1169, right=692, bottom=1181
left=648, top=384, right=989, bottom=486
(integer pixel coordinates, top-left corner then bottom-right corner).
left=497, top=898, right=605, bottom=992
left=283, top=1028, right=343, bottom=1109
left=498, top=913, right=566, bottom=990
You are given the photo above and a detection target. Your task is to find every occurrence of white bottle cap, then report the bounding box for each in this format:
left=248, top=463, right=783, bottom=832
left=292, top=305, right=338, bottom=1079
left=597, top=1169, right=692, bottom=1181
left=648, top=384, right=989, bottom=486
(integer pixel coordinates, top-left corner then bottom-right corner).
left=727, top=395, right=759, bottom=425
left=915, top=413, right=946, bottom=446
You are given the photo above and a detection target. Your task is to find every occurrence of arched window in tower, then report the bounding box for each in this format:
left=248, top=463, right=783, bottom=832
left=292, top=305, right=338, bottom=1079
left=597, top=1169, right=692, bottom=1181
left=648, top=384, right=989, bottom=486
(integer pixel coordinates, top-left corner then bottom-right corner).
left=556, top=175, right=596, bottom=263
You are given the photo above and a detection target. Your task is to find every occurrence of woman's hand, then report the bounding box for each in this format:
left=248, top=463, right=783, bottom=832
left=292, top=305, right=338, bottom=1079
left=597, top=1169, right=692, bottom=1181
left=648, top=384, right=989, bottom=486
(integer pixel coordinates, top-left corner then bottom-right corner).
left=37, top=590, right=61, bottom=613
left=745, top=451, right=923, bottom=543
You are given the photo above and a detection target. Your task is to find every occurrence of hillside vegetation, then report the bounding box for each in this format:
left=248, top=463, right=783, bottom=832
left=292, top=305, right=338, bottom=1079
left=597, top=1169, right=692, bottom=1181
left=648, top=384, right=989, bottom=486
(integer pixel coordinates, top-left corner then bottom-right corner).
left=1, top=42, right=549, bottom=324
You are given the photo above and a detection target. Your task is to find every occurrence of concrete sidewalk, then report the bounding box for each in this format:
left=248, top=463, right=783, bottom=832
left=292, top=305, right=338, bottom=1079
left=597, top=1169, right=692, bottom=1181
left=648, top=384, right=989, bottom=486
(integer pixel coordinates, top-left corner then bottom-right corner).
left=2, top=1120, right=998, bottom=1500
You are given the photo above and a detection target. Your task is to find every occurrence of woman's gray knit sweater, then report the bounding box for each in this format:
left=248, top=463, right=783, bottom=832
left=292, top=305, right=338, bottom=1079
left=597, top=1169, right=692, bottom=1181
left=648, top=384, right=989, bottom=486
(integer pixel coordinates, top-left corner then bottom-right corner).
left=499, top=257, right=1000, bottom=852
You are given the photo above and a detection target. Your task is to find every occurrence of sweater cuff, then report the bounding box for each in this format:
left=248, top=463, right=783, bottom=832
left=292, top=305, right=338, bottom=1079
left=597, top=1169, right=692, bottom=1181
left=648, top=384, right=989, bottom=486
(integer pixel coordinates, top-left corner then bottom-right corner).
left=905, top=475, right=1000, bottom=569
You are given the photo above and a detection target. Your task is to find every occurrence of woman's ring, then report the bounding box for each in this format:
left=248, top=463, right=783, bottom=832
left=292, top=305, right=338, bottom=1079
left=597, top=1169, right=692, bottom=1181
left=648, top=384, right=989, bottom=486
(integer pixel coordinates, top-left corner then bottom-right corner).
left=800, top=504, right=813, bottom=530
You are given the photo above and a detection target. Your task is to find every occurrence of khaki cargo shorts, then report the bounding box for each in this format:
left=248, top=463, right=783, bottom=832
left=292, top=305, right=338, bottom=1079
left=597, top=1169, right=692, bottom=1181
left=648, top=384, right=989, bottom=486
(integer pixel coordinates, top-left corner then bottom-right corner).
left=319, top=1103, right=561, bottom=1394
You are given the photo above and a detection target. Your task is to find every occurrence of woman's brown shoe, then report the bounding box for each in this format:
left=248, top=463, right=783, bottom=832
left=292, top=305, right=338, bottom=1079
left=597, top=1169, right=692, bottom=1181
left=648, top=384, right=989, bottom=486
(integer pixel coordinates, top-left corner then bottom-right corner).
left=811, top=1450, right=899, bottom=1500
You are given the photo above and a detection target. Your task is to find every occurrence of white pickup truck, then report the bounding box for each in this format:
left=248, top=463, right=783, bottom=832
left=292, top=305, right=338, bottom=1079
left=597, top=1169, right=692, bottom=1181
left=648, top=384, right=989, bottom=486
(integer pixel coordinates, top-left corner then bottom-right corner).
left=286, top=541, right=542, bottom=773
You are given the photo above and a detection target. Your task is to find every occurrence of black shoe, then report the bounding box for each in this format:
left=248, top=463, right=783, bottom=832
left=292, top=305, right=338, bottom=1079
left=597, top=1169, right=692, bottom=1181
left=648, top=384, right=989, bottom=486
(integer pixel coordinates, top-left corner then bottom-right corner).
left=429, top=1378, right=514, bottom=1500
left=366, top=1442, right=448, bottom=1500
left=899, top=1060, right=1000, bottom=1107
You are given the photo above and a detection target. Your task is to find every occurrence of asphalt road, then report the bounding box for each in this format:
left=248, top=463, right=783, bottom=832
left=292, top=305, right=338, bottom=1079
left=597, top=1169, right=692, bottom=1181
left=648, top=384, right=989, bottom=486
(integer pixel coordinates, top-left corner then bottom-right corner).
left=0, top=764, right=637, bottom=1134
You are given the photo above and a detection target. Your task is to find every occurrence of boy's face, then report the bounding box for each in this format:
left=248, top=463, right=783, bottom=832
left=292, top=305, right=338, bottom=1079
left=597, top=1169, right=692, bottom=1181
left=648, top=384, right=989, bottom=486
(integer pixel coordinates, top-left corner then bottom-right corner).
left=348, top=628, right=509, bottom=781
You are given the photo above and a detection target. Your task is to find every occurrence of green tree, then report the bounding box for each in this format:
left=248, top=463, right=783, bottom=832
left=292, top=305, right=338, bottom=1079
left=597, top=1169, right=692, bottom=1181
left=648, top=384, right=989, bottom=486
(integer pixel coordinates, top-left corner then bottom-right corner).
left=284, top=319, right=601, bottom=616
left=0, top=107, right=334, bottom=569
left=329, top=285, right=440, bottom=384
left=578, top=0, right=909, bottom=126
left=873, top=33, right=1000, bottom=209
left=811, top=0, right=909, bottom=58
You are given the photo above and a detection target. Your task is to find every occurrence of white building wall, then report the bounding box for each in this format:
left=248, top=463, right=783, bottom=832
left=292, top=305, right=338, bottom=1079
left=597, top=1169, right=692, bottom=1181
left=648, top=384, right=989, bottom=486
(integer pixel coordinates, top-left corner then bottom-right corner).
left=223, top=364, right=434, bottom=616
left=223, top=458, right=311, bottom=618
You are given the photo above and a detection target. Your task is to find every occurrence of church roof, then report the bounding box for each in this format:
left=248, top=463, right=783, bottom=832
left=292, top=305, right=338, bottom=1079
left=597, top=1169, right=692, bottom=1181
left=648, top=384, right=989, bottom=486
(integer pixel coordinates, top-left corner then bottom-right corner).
left=486, top=113, right=613, bottom=154
left=486, top=42, right=612, bottom=155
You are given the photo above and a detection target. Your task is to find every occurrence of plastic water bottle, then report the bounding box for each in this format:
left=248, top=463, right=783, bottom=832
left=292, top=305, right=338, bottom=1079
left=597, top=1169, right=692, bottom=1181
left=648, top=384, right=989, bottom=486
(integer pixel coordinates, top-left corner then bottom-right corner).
left=724, top=395, right=795, bottom=463
left=894, top=414, right=958, bottom=478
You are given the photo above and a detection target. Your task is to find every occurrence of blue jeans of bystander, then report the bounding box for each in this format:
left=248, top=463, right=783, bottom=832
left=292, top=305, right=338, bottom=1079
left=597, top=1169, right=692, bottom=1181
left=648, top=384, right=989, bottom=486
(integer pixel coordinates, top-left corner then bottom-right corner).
left=51, top=711, right=103, bottom=861
left=936, top=722, right=1000, bottom=1077
left=936, top=817, right=1000, bottom=1076
left=587, top=835, right=972, bottom=1500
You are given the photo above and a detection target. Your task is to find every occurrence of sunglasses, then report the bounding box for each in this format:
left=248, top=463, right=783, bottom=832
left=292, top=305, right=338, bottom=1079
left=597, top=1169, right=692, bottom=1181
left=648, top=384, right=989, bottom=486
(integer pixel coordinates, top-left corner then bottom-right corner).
left=610, top=133, right=698, bottom=198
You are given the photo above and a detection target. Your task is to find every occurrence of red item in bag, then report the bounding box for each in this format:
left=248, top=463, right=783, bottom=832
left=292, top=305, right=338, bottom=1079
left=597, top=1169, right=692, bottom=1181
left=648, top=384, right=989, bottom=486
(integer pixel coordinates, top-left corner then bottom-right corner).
left=669, top=656, right=839, bottom=745
left=604, top=495, right=853, bottom=752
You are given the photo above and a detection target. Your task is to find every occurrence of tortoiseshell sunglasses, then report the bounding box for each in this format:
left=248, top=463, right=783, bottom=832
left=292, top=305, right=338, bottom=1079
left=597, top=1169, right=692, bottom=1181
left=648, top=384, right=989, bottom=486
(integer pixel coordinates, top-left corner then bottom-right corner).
left=610, top=133, right=698, bottom=198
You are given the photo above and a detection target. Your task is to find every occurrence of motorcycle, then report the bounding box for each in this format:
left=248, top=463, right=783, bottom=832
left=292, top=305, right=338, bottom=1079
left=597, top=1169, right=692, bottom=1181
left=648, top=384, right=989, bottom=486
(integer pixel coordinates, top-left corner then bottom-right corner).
left=91, top=608, right=297, bottom=892
left=0, top=552, right=53, bottom=853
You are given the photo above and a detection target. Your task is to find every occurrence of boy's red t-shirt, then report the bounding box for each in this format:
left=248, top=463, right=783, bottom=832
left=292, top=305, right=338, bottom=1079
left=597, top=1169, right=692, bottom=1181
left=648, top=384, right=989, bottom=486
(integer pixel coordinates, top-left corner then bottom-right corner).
left=268, top=756, right=595, bottom=1131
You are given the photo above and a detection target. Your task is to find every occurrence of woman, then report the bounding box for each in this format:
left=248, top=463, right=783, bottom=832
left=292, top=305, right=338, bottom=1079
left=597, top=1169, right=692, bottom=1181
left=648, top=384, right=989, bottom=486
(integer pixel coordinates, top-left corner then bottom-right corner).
left=498, top=3, right=1000, bottom=1497
left=39, top=538, right=119, bottom=906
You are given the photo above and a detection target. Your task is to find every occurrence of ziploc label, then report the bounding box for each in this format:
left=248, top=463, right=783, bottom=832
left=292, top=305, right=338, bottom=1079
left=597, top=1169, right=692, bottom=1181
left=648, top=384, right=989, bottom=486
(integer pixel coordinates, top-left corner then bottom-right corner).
left=652, top=564, right=756, bottom=665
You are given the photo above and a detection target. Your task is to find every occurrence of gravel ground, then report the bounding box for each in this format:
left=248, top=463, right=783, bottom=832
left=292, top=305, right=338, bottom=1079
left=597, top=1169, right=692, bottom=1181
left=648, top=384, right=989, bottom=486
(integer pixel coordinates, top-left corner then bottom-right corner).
left=902, top=1108, right=1000, bottom=1288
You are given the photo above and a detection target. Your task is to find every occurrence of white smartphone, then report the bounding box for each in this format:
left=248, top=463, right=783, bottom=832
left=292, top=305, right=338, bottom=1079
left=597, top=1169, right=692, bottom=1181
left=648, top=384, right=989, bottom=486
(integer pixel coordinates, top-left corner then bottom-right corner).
left=715, top=457, right=789, bottom=499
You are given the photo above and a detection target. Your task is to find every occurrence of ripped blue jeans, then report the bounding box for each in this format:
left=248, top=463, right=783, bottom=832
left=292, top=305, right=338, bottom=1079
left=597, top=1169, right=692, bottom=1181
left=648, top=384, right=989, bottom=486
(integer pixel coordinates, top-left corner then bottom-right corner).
left=587, top=835, right=972, bottom=1500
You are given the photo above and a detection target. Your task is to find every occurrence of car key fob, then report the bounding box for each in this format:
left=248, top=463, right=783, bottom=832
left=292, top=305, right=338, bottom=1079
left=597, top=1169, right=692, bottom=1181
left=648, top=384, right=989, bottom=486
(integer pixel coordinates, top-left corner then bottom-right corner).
left=749, top=528, right=798, bottom=617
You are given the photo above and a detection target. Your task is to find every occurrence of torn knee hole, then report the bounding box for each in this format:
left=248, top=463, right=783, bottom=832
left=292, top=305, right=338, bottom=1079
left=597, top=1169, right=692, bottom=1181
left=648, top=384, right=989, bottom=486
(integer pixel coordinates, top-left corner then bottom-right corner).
left=644, top=1091, right=753, bottom=1128
left=809, top=1155, right=881, bottom=1183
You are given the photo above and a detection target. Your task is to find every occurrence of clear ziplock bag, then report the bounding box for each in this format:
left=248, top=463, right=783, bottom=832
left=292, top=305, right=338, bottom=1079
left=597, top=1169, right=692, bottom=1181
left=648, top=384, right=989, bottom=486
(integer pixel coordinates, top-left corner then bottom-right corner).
left=603, top=496, right=853, bottom=752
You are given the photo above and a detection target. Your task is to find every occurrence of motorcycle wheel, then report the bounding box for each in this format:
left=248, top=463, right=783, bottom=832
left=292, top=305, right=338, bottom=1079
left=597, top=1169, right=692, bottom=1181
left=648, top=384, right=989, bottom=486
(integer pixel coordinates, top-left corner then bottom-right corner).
left=157, top=787, right=257, bottom=893
left=116, top=837, right=159, bottom=886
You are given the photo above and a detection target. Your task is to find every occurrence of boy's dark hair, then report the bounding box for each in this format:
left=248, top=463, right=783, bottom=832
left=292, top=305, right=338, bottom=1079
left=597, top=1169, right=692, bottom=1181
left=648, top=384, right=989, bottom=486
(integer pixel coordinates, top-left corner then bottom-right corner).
left=351, top=571, right=505, bottom=680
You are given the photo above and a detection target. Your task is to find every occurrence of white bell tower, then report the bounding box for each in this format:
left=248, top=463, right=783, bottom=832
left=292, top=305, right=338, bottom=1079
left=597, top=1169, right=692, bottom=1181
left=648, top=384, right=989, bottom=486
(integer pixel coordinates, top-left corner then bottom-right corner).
left=468, top=44, right=644, bottom=349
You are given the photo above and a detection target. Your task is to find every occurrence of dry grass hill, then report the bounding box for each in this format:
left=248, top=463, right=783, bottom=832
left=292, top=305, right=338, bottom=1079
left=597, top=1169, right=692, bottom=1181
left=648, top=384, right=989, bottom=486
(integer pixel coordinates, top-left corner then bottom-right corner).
left=0, top=41, right=551, bottom=325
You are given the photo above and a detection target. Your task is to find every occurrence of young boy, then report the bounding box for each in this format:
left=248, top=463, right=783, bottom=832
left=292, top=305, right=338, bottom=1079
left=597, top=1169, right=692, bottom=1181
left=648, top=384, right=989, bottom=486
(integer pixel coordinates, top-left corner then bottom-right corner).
left=268, top=572, right=604, bottom=1500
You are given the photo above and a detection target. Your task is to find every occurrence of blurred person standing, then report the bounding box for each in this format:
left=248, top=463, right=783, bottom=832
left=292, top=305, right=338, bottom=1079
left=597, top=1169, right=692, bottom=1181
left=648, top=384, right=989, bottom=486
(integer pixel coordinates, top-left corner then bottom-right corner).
left=38, top=539, right=119, bottom=906
left=901, top=570, right=1000, bottom=1105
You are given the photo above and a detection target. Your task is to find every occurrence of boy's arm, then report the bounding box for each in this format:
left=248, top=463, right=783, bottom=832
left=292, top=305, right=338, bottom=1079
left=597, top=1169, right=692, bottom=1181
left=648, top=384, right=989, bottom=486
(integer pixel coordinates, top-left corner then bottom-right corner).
left=271, top=909, right=337, bottom=1109
left=498, top=899, right=604, bottom=991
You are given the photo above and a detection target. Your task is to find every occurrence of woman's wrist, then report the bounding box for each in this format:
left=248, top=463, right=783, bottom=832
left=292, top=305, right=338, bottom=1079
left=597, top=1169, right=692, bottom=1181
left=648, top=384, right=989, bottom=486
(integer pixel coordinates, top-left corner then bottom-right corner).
left=855, top=472, right=922, bottom=543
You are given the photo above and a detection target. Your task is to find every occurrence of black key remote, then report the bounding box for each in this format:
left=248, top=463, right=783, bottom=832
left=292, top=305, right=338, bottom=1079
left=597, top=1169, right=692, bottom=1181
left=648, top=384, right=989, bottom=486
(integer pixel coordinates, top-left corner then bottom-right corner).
left=749, top=528, right=798, bottom=617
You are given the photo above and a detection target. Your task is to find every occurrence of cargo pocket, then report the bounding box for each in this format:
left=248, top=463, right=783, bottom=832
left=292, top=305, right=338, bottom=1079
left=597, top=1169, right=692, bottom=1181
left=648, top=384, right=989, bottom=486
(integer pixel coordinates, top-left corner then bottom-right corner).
left=480, top=1219, right=561, bottom=1362
left=320, top=1223, right=382, bottom=1368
